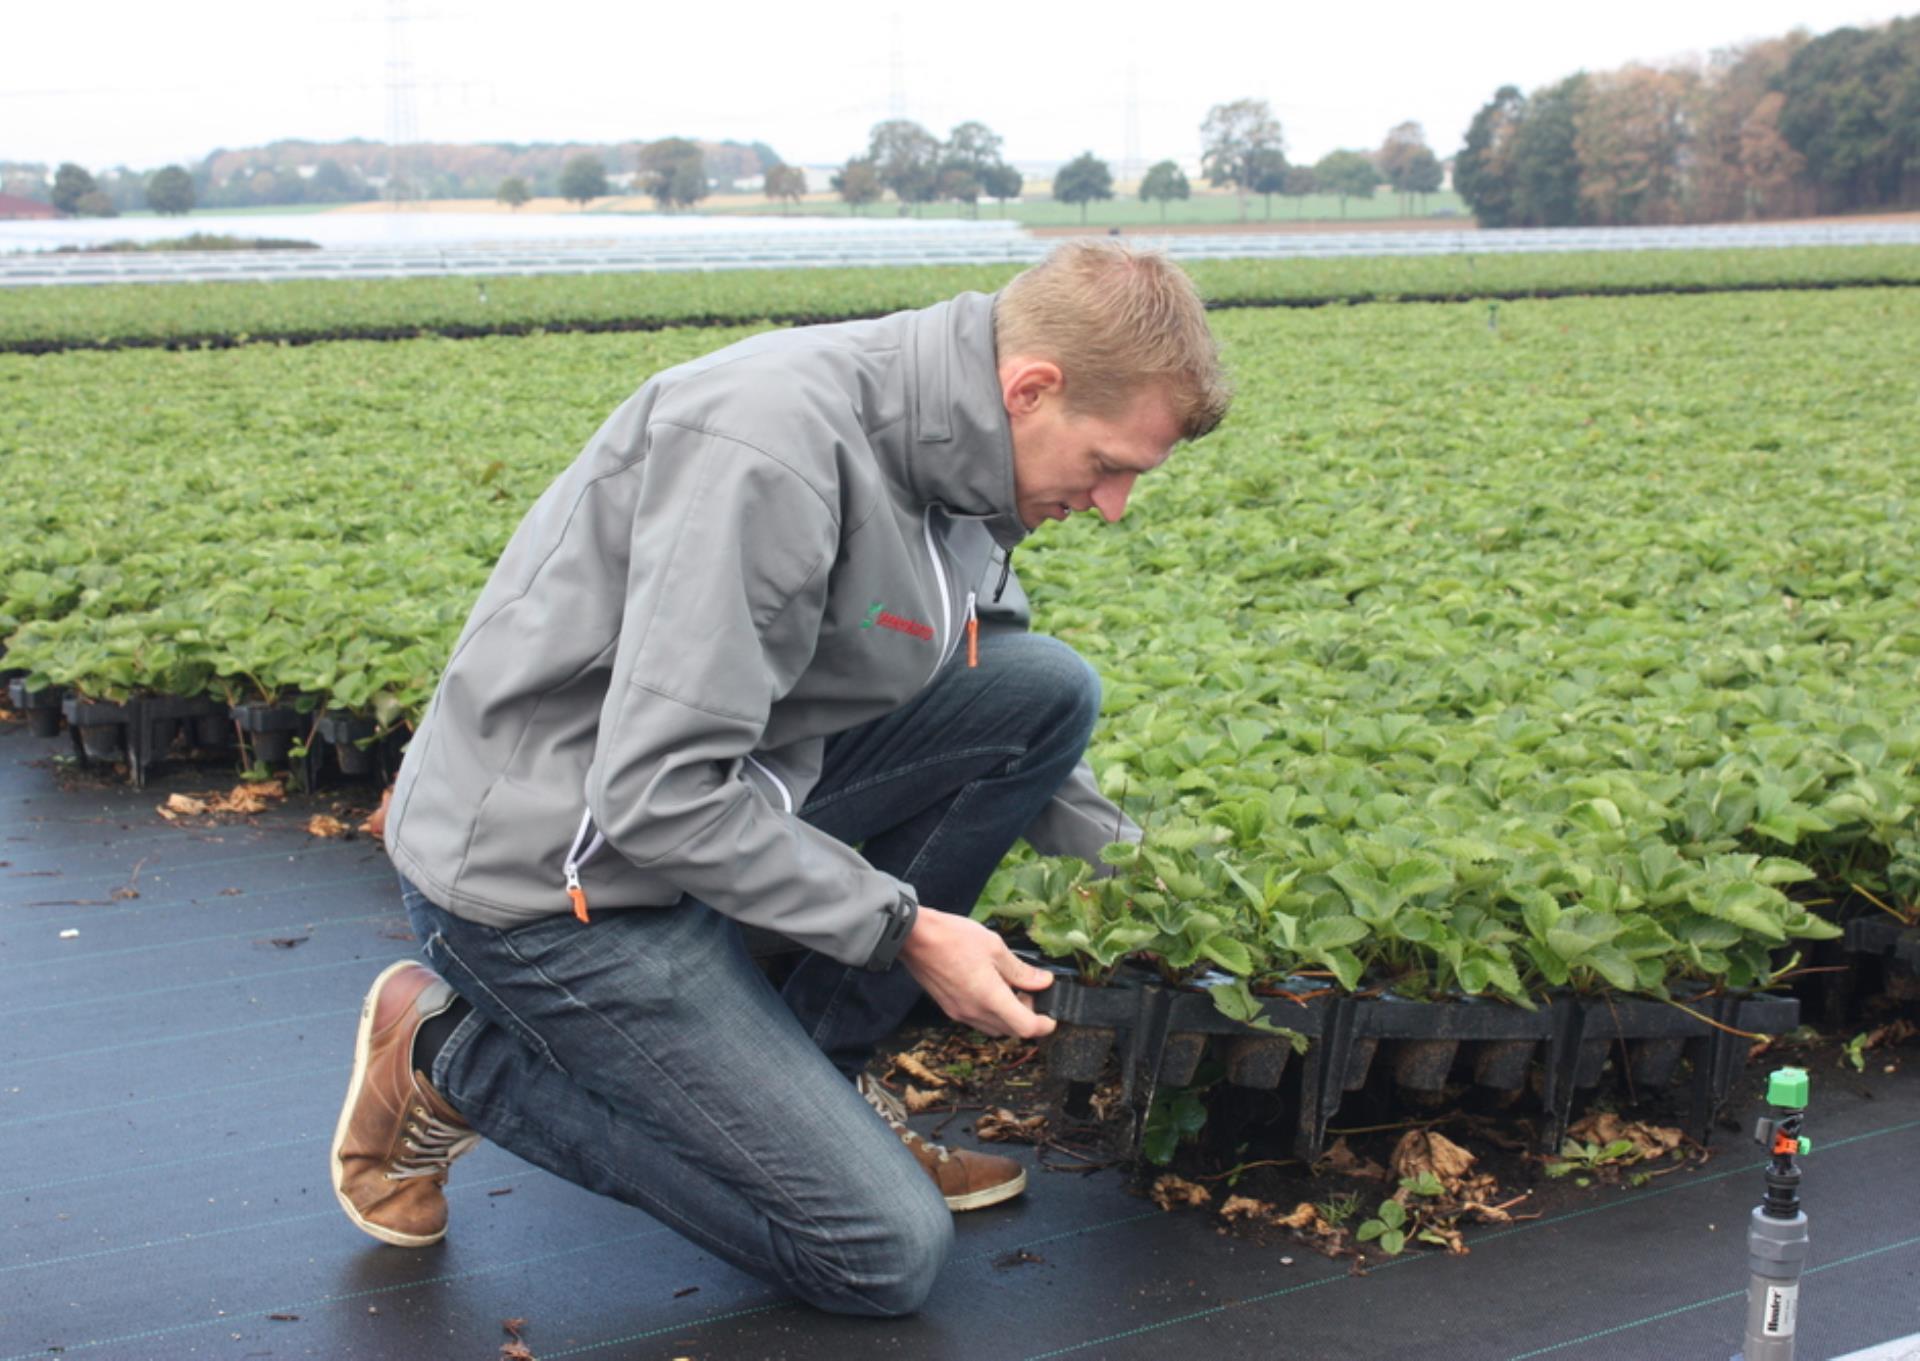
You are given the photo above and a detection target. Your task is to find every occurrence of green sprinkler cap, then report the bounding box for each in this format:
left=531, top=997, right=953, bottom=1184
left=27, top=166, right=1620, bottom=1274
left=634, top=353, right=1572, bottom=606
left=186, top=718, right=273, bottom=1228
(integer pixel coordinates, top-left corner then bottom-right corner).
left=1768, top=1067, right=1809, bottom=1109
left=1797, top=1136, right=1812, bottom=1156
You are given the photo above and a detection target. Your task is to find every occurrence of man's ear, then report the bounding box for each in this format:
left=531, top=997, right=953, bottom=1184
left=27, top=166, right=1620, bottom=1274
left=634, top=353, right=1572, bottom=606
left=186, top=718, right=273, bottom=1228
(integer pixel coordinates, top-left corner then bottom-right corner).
left=1001, top=358, right=1065, bottom=418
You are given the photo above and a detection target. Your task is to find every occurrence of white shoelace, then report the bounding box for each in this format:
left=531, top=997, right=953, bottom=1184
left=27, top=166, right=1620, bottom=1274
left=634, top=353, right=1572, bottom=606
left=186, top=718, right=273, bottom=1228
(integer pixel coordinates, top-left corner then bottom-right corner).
left=856, top=1074, right=954, bottom=1164
left=387, top=1104, right=481, bottom=1181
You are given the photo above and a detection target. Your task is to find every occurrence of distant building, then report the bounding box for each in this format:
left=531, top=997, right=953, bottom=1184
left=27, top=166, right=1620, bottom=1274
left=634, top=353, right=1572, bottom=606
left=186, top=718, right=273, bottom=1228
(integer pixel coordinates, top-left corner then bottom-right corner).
left=0, top=193, right=57, bottom=219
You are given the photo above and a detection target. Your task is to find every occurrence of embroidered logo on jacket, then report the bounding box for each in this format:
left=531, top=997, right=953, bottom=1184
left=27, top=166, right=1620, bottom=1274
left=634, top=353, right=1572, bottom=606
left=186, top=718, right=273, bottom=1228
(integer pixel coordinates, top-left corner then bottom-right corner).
left=860, top=600, right=934, bottom=642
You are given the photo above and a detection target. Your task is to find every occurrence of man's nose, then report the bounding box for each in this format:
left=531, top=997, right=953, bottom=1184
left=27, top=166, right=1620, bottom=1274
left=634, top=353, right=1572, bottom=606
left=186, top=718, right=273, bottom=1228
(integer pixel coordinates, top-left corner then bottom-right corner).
left=1092, top=473, right=1136, bottom=522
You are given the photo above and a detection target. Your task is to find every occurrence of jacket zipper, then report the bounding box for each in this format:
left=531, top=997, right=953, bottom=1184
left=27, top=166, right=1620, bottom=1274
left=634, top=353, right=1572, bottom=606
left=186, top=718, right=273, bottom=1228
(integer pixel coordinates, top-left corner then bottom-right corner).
left=561, top=757, right=792, bottom=923
left=743, top=754, right=794, bottom=812
left=922, top=508, right=988, bottom=672
left=921, top=509, right=957, bottom=672
left=562, top=807, right=606, bottom=923
left=562, top=517, right=993, bottom=922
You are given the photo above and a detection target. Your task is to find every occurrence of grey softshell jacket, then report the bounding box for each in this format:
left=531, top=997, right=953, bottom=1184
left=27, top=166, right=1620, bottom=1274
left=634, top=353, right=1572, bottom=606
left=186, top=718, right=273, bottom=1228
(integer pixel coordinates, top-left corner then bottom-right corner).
left=385, top=292, right=1138, bottom=970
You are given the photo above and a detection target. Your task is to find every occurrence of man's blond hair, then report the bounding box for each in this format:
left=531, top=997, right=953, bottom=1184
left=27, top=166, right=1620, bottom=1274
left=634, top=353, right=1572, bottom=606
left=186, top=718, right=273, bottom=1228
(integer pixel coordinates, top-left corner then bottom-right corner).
left=994, top=240, right=1230, bottom=441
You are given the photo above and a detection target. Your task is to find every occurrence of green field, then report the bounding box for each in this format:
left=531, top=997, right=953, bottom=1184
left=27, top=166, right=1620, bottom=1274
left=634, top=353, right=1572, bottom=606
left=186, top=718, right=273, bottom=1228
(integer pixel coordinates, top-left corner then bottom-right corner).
left=3, top=277, right=1914, bottom=1001
left=5, top=245, right=1918, bottom=350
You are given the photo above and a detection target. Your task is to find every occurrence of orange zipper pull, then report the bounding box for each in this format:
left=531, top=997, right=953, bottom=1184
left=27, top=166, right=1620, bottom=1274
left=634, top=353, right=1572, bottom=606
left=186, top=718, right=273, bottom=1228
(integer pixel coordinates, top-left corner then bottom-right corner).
left=565, top=865, right=590, bottom=923
left=965, top=590, right=979, bottom=668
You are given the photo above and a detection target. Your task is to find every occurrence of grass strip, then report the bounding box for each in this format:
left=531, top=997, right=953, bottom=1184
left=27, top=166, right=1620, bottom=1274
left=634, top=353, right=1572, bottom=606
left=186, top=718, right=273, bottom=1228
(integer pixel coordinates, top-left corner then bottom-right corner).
left=2, top=245, right=1917, bottom=352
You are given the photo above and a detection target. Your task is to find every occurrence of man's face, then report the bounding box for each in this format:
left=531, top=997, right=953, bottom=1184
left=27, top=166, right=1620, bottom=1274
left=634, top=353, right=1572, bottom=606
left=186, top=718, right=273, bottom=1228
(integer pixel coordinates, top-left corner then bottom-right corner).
left=1003, top=362, right=1183, bottom=531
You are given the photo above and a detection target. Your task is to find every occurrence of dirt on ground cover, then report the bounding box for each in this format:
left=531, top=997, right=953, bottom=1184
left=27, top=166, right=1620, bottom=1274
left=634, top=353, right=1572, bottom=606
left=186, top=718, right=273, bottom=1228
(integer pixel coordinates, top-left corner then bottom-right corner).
left=871, top=1019, right=1913, bottom=1268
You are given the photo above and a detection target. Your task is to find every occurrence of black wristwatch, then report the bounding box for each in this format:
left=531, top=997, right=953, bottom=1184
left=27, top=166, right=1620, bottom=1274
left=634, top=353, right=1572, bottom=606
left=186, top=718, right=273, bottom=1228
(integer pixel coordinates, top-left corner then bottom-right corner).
left=864, top=890, right=918, bottom=971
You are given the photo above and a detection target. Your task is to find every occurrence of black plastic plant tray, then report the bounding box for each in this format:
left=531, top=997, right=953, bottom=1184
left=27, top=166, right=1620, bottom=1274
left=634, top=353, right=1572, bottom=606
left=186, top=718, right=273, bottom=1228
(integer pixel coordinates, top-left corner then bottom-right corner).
left=230, top=700, right=306, bottom=735
left=1033, top=965, right=1799, bottom=1165
left=1814, top=916, right=1920, bottom=1022
left=1846, top=917, right=1920, bottom=973
left=133, top=695, right=229, bottom=788
left=54, top=693, right=229, bottom=789
left=8, top=678, right=66, bottom=737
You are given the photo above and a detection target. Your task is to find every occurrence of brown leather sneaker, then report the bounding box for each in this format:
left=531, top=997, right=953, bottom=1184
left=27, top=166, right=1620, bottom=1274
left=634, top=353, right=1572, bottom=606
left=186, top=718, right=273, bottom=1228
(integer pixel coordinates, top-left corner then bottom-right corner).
left=330, top=960, right=480, bottom=1247
left=857, top=1073, right=1027, bottom=1212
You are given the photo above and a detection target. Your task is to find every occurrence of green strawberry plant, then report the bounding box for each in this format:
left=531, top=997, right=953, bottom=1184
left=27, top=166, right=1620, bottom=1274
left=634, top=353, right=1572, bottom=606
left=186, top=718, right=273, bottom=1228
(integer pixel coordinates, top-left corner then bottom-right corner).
left=1, top=284, right=1912, bottom=1010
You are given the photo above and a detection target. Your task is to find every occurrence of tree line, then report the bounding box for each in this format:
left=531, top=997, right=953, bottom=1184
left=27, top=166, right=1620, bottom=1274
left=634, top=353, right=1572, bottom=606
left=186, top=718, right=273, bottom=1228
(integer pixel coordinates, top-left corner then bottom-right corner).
left=4, top=138, right=781, bottom=216
left=819, top=105, right=1440, bottom=222
left=27, top=14, right=1910, bottom=229
left=1456, top=16, right=1920, bottom=226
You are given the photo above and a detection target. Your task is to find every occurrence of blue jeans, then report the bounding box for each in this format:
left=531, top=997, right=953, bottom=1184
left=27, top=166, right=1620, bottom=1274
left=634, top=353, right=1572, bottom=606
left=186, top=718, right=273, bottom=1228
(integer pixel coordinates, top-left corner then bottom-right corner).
left=406, top=631, right=1099, bottom=1317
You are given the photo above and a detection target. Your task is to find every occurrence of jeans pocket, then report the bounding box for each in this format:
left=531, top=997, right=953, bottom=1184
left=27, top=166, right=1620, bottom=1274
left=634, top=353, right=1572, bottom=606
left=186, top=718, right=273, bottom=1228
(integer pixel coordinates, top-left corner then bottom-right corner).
left=422, top=927, right=575, bottom=1079
left=497, top=912, right=681, bottom=1014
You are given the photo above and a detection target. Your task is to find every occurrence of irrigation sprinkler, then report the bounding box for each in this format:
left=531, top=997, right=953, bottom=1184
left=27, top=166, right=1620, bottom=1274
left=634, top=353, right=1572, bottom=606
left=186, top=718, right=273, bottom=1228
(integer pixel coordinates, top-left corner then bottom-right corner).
left=1732, top=1067, right=1812, bottom=1361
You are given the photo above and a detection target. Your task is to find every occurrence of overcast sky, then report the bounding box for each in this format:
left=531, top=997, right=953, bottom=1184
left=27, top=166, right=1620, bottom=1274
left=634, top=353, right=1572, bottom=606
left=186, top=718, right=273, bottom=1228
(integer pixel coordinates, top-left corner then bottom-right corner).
left=8, top=1, right=1911, bottom=175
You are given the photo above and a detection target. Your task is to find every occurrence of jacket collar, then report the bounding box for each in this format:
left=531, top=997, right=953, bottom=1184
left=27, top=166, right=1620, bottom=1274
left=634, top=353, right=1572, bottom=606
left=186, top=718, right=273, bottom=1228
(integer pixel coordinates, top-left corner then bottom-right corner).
left=901, top=292, right=1029, bottom=551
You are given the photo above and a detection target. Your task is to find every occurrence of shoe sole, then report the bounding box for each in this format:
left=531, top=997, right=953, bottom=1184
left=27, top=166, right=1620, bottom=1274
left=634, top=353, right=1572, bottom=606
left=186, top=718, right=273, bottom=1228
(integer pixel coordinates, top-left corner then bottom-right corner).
left=330, top=959, right=445, bottom=1248
left=945, top=1165, right=1028, bottom=1212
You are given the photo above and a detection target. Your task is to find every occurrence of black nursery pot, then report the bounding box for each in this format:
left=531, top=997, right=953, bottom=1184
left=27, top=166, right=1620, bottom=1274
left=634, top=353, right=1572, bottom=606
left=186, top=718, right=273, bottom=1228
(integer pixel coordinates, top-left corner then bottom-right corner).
left=316, top=713, right=379, bottom=776
left=9, top=679, right=65, bottom=737
left=79, top=724, right=126, bottom=760
left=63, top=695, right=131, bottom=762
left=231, top=701, right=306, bottom=764
left=146, top=717, right=181, bottom=755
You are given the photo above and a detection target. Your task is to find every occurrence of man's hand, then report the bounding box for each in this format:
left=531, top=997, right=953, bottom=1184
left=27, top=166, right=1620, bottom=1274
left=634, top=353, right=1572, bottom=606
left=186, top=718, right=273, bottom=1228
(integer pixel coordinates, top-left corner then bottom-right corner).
left=898, top=906, right=1057, bottom=1040
left=361, top=785, right=394, bottom=846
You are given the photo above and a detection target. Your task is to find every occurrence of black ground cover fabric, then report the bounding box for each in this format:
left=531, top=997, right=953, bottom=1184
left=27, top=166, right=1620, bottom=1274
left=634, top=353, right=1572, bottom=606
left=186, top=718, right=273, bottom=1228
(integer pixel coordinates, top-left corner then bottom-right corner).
left=2, top=723, right=1914, bottom=1361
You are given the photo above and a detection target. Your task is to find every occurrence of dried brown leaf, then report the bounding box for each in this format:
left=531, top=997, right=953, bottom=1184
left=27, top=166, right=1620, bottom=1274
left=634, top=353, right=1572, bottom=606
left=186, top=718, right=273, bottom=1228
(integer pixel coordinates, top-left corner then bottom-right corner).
left=903, top=1084, right=944, bottom=1114
left=1317, top=1135, right=1389, bottom=1181
left=306, top=814, right=348, bottom=839
left=163, top=781, right=289, bottom=820
left=500, top=1314, right=534, bottom=1359
left=1149, top=1174, right=1211, bottom=1210
left=216, top=779, right=286, bottom=815
left=1272, top=1201, right=1329, bottom=1232
left=1567, top=1112, right=1684, bottom=1161
left=1219, top=1194, right=1275, bottom=1223
left=890, top=1051, right=947, bottom=1087
left=1458, top=1190, right=1534, bottom=1225
left=1088, top=1080, right=1126, bottom=1123
left=1391, top=1128, right=1477, bottom=1188
left=1861, top=1020, right=1917, bottom=1052
left=975, top=1106, right=1048, bottom=1143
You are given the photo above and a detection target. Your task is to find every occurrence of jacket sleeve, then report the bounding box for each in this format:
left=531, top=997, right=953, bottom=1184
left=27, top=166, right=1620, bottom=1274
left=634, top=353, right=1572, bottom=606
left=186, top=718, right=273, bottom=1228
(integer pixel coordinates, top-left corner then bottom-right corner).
left=974, top=549, right=1144, bottom=861
left=586, top=422, right=916, bottom=969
